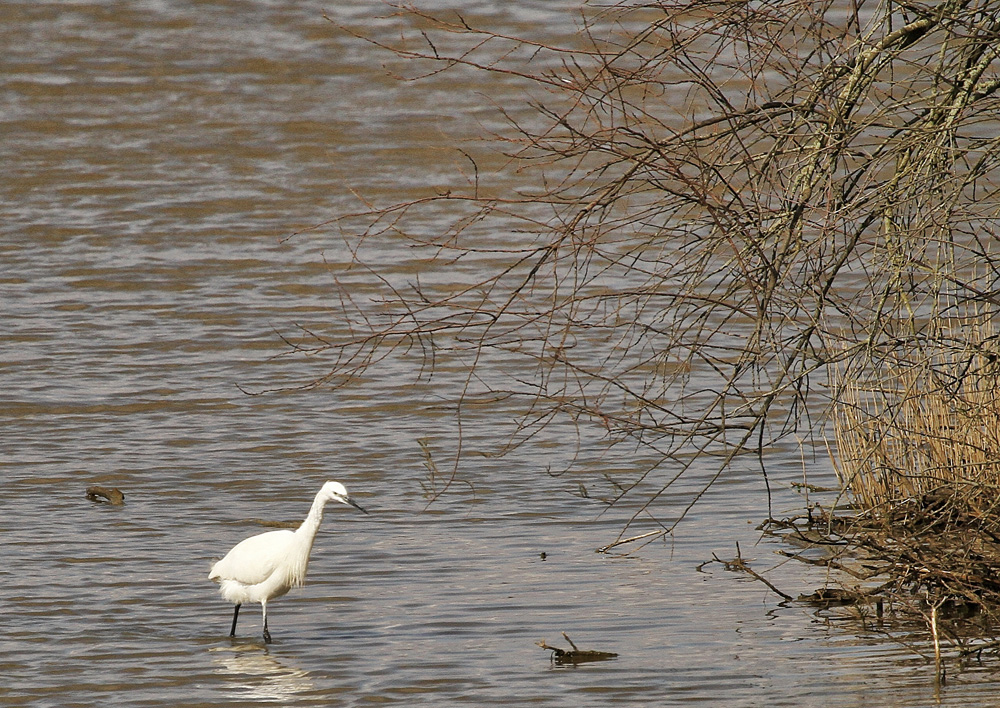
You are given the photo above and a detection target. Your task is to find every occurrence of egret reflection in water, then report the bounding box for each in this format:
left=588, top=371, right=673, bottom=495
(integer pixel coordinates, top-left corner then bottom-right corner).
left=211, top=645, right=313, bottom=702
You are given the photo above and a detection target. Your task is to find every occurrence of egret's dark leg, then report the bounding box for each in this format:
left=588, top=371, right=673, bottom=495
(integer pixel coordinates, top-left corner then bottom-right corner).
left=229, top=604, right=241, bottom=637
left=262, top=601, right=272, bottom=644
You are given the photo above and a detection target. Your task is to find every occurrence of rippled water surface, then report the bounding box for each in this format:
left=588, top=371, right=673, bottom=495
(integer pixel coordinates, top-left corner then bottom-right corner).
left=4, top=1, right=1000, bottom=706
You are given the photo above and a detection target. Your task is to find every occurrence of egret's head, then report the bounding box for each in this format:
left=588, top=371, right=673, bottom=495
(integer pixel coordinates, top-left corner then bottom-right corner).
left=321, top=481, right=368, bottom=514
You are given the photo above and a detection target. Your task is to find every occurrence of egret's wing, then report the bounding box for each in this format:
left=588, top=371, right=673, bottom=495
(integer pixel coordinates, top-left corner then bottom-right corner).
left=209, top=529, right=295, bottom=585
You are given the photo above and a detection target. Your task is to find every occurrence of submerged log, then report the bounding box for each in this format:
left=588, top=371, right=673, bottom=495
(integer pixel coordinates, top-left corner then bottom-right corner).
left=797, top=587, right=870, bottom=607
left=248, top=518, right=300, bottom=529
left=85, top=485, right=125, bottom=505
left=537, top=633, right=618, bottom=665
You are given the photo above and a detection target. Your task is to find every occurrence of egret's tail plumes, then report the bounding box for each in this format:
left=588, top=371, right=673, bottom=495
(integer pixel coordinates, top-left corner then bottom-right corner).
left=217, top=578, right=252, bottom=606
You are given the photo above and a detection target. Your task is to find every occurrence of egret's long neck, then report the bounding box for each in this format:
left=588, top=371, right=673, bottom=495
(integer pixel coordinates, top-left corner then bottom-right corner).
left=295, top=490, right=329, bottom=545
left=280, top=490, right=328, bottom=588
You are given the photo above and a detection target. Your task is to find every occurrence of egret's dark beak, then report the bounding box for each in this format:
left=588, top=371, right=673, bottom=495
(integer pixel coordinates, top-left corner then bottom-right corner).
left=345, top=496, right=368, bottom=514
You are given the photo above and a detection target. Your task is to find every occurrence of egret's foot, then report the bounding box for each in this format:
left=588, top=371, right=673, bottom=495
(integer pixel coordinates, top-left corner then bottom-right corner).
left=263, top=628, right=272, bottom=644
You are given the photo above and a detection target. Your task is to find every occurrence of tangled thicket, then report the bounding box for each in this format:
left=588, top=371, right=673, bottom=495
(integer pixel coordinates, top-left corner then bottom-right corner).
left=291, top=0, right=1000, bottom=555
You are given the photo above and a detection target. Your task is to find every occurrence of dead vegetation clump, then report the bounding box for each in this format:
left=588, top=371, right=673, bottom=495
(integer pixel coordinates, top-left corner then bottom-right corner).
left=763, top=320, right=1000, bottom=676
left=831, top=319, right=1000, bottom=594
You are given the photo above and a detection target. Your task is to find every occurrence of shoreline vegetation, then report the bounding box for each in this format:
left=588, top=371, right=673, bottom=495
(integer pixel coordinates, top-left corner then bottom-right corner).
left=722, top=319, right=1000, bottom=682
left=795, top=318, right=1000, bottom=682
left=285, top=0, right=1000, bottom=679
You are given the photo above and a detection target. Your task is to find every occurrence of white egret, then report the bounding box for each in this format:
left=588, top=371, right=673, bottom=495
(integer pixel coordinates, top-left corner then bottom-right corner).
left=208, top=481, right=367, bottom=643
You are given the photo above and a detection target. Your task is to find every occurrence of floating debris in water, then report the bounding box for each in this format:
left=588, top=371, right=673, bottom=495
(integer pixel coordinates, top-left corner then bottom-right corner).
left=797, top=587, right=868, bottom=607
left=85, top=485, right=125, bottom=505
left=537, top=633, right=617, bottom=665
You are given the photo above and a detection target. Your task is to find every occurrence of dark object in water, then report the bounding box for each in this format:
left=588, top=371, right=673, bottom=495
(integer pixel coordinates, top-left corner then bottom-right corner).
left=798, top=587, right=870, bottom=607
left=248, top=518, right=300, bottom=529
left=86, top=485, right=125, bottom=505
left=537, top=632, right=618, bottom=665
left=798, top=587, right=891, bottom=619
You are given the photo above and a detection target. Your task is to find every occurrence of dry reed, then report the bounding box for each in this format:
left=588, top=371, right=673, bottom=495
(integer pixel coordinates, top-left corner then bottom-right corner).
left=832, top=318, right=1000, bottom=519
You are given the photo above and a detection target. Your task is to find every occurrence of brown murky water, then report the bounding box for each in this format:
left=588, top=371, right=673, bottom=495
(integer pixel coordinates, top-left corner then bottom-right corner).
left=3, top=1, right=999, bottom=706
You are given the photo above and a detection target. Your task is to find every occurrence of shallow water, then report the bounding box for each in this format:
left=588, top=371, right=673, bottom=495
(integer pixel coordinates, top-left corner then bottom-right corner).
left=3, top=1, right=1000, bottom=705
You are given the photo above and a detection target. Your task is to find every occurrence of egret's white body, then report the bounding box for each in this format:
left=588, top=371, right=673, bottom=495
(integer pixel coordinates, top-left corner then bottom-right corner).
left=208, top=481, right=366, bottom=643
